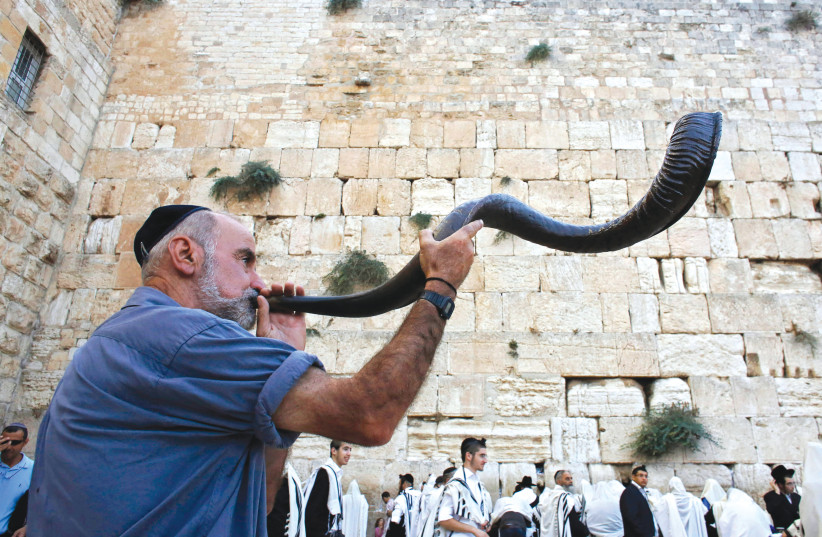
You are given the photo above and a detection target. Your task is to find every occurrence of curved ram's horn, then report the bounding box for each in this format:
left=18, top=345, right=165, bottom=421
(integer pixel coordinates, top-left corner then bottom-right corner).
left=270, top=111, right=722, bottom=318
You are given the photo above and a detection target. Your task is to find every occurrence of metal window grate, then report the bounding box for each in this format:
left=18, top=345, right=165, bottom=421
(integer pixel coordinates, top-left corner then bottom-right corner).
left=5, top=29, right=46, bottom=109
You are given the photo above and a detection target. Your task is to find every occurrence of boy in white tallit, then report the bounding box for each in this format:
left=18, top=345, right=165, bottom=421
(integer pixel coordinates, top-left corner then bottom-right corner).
left=436, top=437, right=493, bottom=537
left=304, top=440, right=352, bottom=537
left=388, top=474, right=423, bottom=537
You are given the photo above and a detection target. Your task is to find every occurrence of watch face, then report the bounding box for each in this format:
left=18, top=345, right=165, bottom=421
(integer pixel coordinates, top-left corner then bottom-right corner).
left=443, top=301, right=454, bottom=316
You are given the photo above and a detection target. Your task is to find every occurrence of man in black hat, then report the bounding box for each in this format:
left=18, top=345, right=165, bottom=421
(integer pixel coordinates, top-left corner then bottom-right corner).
left=764, top=465, right=801, bottom=531
left=28, top=204, right=482, bottom=537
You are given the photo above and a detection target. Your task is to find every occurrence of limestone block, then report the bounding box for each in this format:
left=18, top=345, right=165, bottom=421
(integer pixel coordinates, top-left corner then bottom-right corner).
left=476, top=120, right=496, bottom=149
left=657, top=334, right=745, bottom=377
left=551, top=418, right=601, bottom=463
left=684, top=417, right=757, bottom=464
left=342, top=179, right=378, bottom=216
left=629, top=294, right=660, bottom=333
left=811, top=122, right=822, bottom=152
left=83, top=217, right=121, bottom=255
left=131, top=123, right=159, bottom=150
left=599, top=417, right=643, bottom=463
left=752, top=417, right=820, bottom=463
left=120, top=180, right=187, bottom=216
left=558, top=151, right=592, bottom=182
left=708, top=295, right=783, bottom=333
left=305, top=177, right=343, bottom=216
left=648, top=378, right=692, bottom=409
left=526, top=121, right=569, bottom=149
left=443, top=121, right=475, bottom=148
left=588, top=464, right=621, bottom=484
left=782, top=332, right=820, bottom=379
left=448, top=337, right=514, bottom=375
left=111, top=121, right=135, bottom=149
left=748, top=183, right=790, bottom=218
left=714, top=182, right=752, bottom=218
left=689, top=376, right=734, bottom=417
left=487, top=375, right=564, bottom=418
left=497, top=121, right=525, bottom=149
left=269, top=178, right=307, bottom=216
left=732, top=464, right=774, bottom=501
left=770, top=122, right=811, bottom=152
left=757, top=151, right=791, bottom=182
left=589, top=180, right=628, bottom=220
left=207, top=119, right=234, bottom=148
left=706, top=219, right=738, bottom=258
left=675, top=464, right=733, bottom=492
left=660, top=259, right=686, bottom=294
left=499, top=463, right=538, bottom=497
left=459, top=149, right=494, bottom=178
left=255, top=218, right=291, bottom=258
left=683, top=258, right=709, bottom=294
left=581, top=257, right=638, bottom=293
left=540, top=257, right=583, bottom=292
left=308, top=216, right=344, bottom=254
left=475, top=293, right=503, bottom=332
left=616, top=150, right=649, bottom=179
left=265, top=121, right=319, bottom=149
left=707, top=152, right=734, bottom=182
left=337, top=148, right=369, bottom=179
left=410, top=120, right=443, bottom=148
left=773, top=219, right=814, bottom=259
left=567, top=379, right=645, bottom=417
left=155, top=125, right=175, bottom=149
left=719, top=122, right=739, bottom=152
left=733, top=220, right=778, bottom=259
left=659, top=294, right=710, bottom=334
left=56, top=255, right=117, bottom=290
left=569, top=122, right=611, bottom=150
left=20, top=370, right=63, bottom=410
left=774, top=378, right=822, bottom=417
left=744, top=333, right=785, bottom=377
left=137, top=149, right=193, bottom=181
left=438, top=375, right=484, bottom=417
left=88, top=179, right=124, bottom=216
left=420, top=419, right=551, bottom=463
left=754, top=264, right=822, bottom=295
left=528, top=181, right=589, bottom=218
left=738, top=120, right=772, bottom=151
left=361, top=216, right=400, bottom=255
left=640, top=121, right=666, bottom=150
left=368, top=149, right=396, bottom=179
left=310, top=148, right=339, bottom=178
left=668, top=218, right=710, bottom=258
left=277, top=148, right=311, bottom=178
left=731, top=152, right=762, bottom=182
left=788, top=152, right=822, bottom=182
left=485, top=256, right=540, bottom=291
left=512, top=293, right=604, bottom=335
left=411, top=178, right=454, bottom=216
left=318, top=120, right=350, bottom=148
left=610, top=120, right=645, bottom=150
left=378, top=119, right=411, bottom=148
left=495, top=150, right=558, bottom=180
left=408, top=374, right=438, bottom=417
left=636, top=258, right=663, bottom=293
left=590, top=150, right=617, bottom=179
left=343, top=215, right=361, bottom=252
left=786, top=182, right=821, bottom=219
left=455, top=178, right=492, bottom=207
left=729, top=376, right=779, bottom=417
left=427, top=149, right=460, bottom=178
left=396, top=148, right=427, bottom=179
left=231, top=120, right=268, bottom=148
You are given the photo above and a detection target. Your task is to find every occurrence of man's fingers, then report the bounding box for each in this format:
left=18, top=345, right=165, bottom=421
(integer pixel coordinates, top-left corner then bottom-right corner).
left=459, top=219, right=484, bottom=240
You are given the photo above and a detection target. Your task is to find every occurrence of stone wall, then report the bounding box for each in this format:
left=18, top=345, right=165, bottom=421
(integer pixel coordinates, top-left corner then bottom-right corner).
left=6, top=0, right=822, bottom=518
left=0, top=0, right=119, bottom=419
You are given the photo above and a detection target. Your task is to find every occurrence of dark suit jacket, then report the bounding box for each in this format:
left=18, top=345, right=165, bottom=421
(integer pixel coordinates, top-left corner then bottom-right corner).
left=764, top=491, right=801, bottom=530
left=620, top=483, right=656, bottom=537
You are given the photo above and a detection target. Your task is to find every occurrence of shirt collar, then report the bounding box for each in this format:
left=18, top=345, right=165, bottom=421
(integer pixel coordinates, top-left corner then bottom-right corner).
left=461, top=466, right=479, bottom=480
left=325, top=458, right=342, bottom=475
left=1, top=454, right=32, bottom=473
left=632, top=481, right=646, bottom=492
left=124, top=287, right=183, bottom=309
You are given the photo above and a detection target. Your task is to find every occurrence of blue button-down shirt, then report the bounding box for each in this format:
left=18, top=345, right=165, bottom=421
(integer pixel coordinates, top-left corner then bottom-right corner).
left=28, top=287, right=322, bottom=537
left=0, top=453, right=33, bottom=532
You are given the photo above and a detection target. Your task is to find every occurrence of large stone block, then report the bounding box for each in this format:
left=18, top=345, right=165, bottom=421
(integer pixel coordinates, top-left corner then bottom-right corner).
left=367, top=149, right=396, bottom=178
left=567, top=379, right=645, bottom=417
left=309, top=216, right=344, bottom=254
left=558, top=151, right=592, bottom=182
left=459, top=148, right=494, bottom=178
left=744, top=333, right=785, bottom=377
left=477, top=120, right=496, bottom=149
left=540, top=257, right=583, bottom=292
left=751, top=417, right=820, bottom=463
left=487, top=375, right=564, bottom=418
left=427, top=148, right=460, bottom=178
left=377, top=179, right=411, bottom=216
left=733, top=220, right=778, bottom=259
left=657, top=334, right=746, bottom=377
left=684, top=418, right=757, bottom=464
left=675, top=464, right=733, bottom=492
left=408, top=374, right=438, bottom=417
left=265, top=121, right=319, bottom=149
left=499, top=463, right=538, bottom=497
left=337, top=148, right=369, bottom=179
left=318, top=120, right=350, bottom=148
left=648, top=378, right=692, bottom=409
left=689, top=376, right=734, bottom=417
left=785, top=182, right=821, bottom=219
left=788, top=152, right=822, bottom=182
left=396, top=148, right=427, bottom=179
left=659, top=294, right=710, bottom=334
left=757, top=151, right=791, bottom=182
left=590, top=150, right=617, bottom=179
left=610, top=120, right=645, bottom=150
left=342, top=179, right=378, bottom=216
left=448, top=337, right=515, bottom=375
left=310, top=148, right=339, bottom=178
left=485, top=256, right=540, bottom=291
left=615, top=150, right=649, bottom=179
left=455, top=178, right=492, bottom=207
left=506, top=292, right=603, bottom=335
left=737, top=120, right=772, bottom=151
left=668, top=218, right=710, bottom=257
left=497, top=121, right=525, bottom=149
left=551, top=417, right=601, bottom=463
left=715, top=182, right=752, bottom=218
left=420, top=419, right=552, bottom=463
left=707, top=152, right=735, bottom=182
left=770, top=122, right=811, bottom=152
left=773, top=219, right=814, bottom=259
left=269, top=177, right=307, bottom=216
left=443, top=120, right=475, bottom=148
left=589, top=180, right=628, bottom=220
left=411, top=179, right=454, bottom=216
left=629, top=294, right=660, bottom=333
left=526, top=121, right=569, bottom=149
left=305, top=177, right=343, bottom=216
left=569, top=122, right=611, bottom=150
left=581, top=256, right=639, bottom=293
left=528, top=181, right=589, bottom=218
left=707, top=295, right=783, bottom=333
left=601, top=293, right=631, bottom=333
left=748, top=182, right=790, bottom=218
left=599, top=417, right=643, bottom=463
left=731, top=152, right=762, bottom=182
left=438, top=375, right=485, bottom=417
left=706, top=219, right=738, bottom=258
left=774, top=378, right=822, bottom=417
left=732, top=463, right=774, bottom=502
left=361, top=216, right=400, bottom=255
left=729, top=376, right=779, bottom=417
left=410, top=120, right=443, bottom=148
left=616, top=334, right=660, bottom=377
left=495, top=150, right=558, bottom=180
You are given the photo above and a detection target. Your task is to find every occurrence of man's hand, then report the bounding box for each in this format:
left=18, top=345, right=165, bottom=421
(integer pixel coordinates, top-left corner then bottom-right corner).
left=11, top=526, right=25, bottom=537
left=419, top=220, right=483, bottom=289
left=256, top=282, right=307, bottom=350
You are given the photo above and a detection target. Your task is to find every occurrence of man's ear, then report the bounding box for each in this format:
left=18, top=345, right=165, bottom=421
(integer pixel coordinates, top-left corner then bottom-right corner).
left=167, top=235, right=202, bottom=277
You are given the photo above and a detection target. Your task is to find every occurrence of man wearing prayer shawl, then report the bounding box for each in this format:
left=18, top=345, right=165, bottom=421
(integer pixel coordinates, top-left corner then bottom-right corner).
left=538, top=470, right=589, bottom=537
left=794, top=442, right=822, bottom=537
left=715, top=489, right=771, bottom=537
left=585, top=481, right=624, bottom=537
left=267, top=463, right=305, bottom=537
left=666, top=477, right=709, bottom=537
left=388, top=474, right=422, bottom=537
left=305, top=440, right=351, bottom=537
left=700, top=479, right=725, bottom=537
left=647, top=487, right=686, bottom=537
left=342, top=480, right=369, bottom=537
left=489, top=488, right=538, bottom=537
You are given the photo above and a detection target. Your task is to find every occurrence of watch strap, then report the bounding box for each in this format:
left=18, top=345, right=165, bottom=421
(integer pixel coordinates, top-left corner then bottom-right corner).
left=420, top=290, right=455, bottom=320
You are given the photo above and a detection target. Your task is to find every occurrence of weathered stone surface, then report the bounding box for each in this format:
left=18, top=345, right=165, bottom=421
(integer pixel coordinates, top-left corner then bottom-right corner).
left=567, top=379, right=645, bottom=417
left=733, top=220, right=778, bottom=259
left=412, top=179, right=454, bottom=216
left=610, top=120, right=644, bottom=150
left=269, top=178, right=307, bottom=216
left=771, top=122, right=811, bottom=152
left=774, top=378, right=822, bottom=417
left=629, top=294, right=660, bottom=333
left=569, top=122, right=610, bottom=150
left=788, top=152, right=822, bottom=182
left=476, top=120, right=496, bottom=149
left=668, top=218, right=710, bottom=257
left=707, top=152, right=735, bottom=181
left=715, top=182, right=752, bottom=218
left=773, top=219, right=814, bottom=259
left=487, top=375, right=564, bottom=418
left=310, top=148, right=339, bottom=177
left=368, top=148, right=396, bottom=178
left=411, top=419, right=551, bottom=463
left=648, top=378, right=692, bottom=409
left=599, top=417, right=643, bottom=463
left=747, top=182, right=790, bottom=218
left=589, top=180, right=627, bottom=220
left=601, top=293, right=631, bottom=333
left=540, top=257, right=583, bottom=291
left=505, top=292, right=603, bottom=335
left=730, top=376, right=779, bottom=417
left=395, top=148, right=427, bottom=179
left=737, top=121, right=772, bottom=151
left=266, top=121, right=319, bottom=149
left=438, top=375, right=484, bottom=417
left=581, top=257, right=639, bottom=293
left=497, top=121, right=525, bottom=149
left=706, top=219, right=738, bottom=258
left=427, top=148, right=460, bottom=178
left=342, top=179, right=378, bottom=216
left=443, top=120, right=475, bottom=148
left=731, top=152, right=762, bottom=182
left=659, top=294, right=710, bottom=334
left=751, top=417, right=820, bottom=463
left=305, top=177, right=342, bottom=216
left=708, top=295, right=783, bottom=333
left=616, top=150, right=649, bottom=179
left=499, top=463, right=538, bottom=497
left=744, top=333, right=785, bottom=377
left=495, top=150, right=558, bottom=180
left=361, top=216, right=400, bottom=255
left=337, top=148, right=369, bottom=179
left=657, top=334, right=746, bottom=377
left=131, top=123, right=159, bottom=150
left=318, top=120, right=350, bottom=148
left=689, top=376, right=734, bottom=417
left=685, top=418, right=757, bottom=464
left=675, top=464, right=733, bottom=492
left=732, top=463, right=774, bottom=502
left=786, top=182, right=822, bottom=219
left=309, top=216, right=344, bottom=254
left=558, top=151, right=592, bottom=182
left=411, top=120, right=443, bottom=148
left=552, top=417, right=601, bottom=463
left=459, top=148, right=494, bottom=178
left=377, top=179, right=411, bottom=216
left=529, top=181, right=589, bottom=218
left=757, top=151, right=791, bottom=182
left=526, top=121, right=569, bottom=149
left=485, top=256, right=540, bottom=291
left=590, top=150, right=617, bottom=179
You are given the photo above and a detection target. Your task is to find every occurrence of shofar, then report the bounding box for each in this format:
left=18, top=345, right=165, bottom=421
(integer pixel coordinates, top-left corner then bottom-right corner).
left=270, top=111, right=722, bottom=318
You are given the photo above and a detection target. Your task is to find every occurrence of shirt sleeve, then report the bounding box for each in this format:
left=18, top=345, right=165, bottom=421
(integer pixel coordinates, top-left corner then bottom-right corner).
left=438, top=488, right=457, bottom=522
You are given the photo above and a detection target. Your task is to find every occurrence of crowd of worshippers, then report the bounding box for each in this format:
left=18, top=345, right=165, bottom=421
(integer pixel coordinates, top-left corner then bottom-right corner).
left=264, top=436, right=812, bottom=537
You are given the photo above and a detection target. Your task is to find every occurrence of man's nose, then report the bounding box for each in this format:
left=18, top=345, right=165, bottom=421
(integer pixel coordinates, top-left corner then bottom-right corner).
left=250, top=271, right=265, bottom=291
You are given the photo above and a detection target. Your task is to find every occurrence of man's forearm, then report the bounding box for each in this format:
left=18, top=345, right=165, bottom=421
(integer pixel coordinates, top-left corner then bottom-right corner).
left=439, top=517, right=483, bottom=536
left=265, top=448, right=288, bottom=514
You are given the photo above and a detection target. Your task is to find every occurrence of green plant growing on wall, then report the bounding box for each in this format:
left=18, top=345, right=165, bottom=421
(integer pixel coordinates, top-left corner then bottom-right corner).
left=493, top=230, right=512, bottom=245
left=327, top=0, right=361, bottom=15
left=306, top=328, right=321, bottom=337
left=206, top=167, right=220, bottom=178
left=526, top=43, right=552, bottom=65
left=322, top=250, right=390, bottom=295
left=409, top=212, right=433, bottom=230
left=786, top=10, right=818, bottom=32
left=508, top=340, right=519, bottom=359
left=210, top=161, right=282, bottom=202
left=499, top=176, right=512, bottom=187
left=627, top=403, right=717, bottom=458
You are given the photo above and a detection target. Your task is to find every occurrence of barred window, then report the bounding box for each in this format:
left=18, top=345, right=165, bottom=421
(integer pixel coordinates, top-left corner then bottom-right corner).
left=5, top=29, right=46, bottom=109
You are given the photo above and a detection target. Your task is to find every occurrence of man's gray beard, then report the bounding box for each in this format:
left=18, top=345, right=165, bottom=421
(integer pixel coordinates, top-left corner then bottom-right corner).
left=197, top=254, right=258, bottom=330
left=563, top=485, right=576, bottom=494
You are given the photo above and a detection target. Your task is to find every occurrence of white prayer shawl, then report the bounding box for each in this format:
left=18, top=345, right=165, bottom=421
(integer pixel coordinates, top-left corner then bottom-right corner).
left=716, top=488, right=771, bottom=537
left=701, top=479, right=726, bottom=507
left=392, top=488, right=423, bottom=537
left=284, top=464, right=306, bottom=537
left=649, top=488, right=687, bottom=537
left=539, top=486, right=579, bottom=537
left=585, top=481, right=624, bottom=537
left=668, top=477, right=708, bottom=537
left=492, top=489, right=537, bottom=521
left=419, top=475, right=438, bottom=525
left=303, top=459, right=344, bottom=531
left=435, top=475, right=493, bottom=537
left=418, top=487, right=446, bottom=537
left=801, top=442, right=822, bottom=537
left=342, top=480, right=369, bottom=537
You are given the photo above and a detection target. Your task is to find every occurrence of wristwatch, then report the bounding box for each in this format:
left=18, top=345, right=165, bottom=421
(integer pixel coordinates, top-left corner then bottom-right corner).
left=420, top=290, right=455, bottom=320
